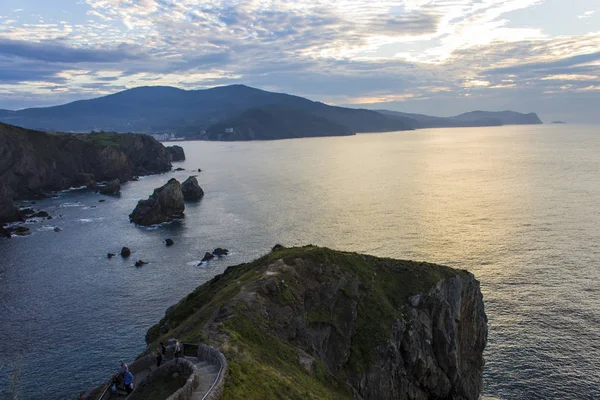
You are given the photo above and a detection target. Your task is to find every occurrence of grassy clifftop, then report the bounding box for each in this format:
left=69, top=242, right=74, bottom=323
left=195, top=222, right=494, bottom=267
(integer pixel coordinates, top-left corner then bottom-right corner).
left=146, top=245, right=475, bottom=400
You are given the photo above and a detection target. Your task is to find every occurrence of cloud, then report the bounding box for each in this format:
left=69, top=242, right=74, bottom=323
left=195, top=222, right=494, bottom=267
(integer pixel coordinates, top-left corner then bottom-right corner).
left=0, top=38, right=145, bottom=63
left=0, top=0, right=597, bottom=121
left=578, top=11, right=596, bottom=19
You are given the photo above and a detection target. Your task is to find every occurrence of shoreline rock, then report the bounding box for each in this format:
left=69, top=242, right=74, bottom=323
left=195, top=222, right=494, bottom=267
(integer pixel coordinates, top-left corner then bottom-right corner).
left=98, top=179, right=121, bottom=195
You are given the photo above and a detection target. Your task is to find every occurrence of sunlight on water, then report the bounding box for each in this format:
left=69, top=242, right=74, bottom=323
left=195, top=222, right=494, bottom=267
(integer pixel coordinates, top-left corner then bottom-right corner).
left=0, top=125, right=599, bottom=399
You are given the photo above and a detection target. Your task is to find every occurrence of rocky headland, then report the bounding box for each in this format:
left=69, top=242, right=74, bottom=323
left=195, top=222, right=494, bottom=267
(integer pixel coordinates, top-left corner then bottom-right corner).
left=144, top=245, right=488, bottom=400
left=0, top=122, right=177, bottom=223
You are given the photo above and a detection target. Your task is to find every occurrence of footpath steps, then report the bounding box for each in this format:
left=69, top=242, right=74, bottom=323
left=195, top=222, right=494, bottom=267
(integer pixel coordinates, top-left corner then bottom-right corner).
left=100, top=343, right=226, bottom=400
left=190, top=360, right=221, bottom=400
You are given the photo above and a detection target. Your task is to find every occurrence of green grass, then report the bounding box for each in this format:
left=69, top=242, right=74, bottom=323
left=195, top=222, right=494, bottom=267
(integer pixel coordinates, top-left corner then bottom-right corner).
left=143, top=245, right=467, bottom=399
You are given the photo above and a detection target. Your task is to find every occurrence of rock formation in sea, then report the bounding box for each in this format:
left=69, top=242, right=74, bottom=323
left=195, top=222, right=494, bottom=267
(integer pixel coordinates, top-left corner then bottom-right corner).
left=129, top=178, right=185, bottom=226
left=181, top=176, right=204, bottom=200
left=98, top=179, right=121, bottom=195
left=145, top=245, right=488, bottom=400
left=0, top=122, right=183, bottom=223
left=166, top=145, right=186, bottom=161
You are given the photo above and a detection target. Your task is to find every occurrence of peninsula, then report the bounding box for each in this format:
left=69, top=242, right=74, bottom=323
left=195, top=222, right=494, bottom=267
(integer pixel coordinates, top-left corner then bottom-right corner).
left=95, top=245, right=488, bottom=400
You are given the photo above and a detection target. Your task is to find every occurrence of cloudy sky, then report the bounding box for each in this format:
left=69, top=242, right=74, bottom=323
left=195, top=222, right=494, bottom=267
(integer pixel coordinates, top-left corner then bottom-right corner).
left=0, top=0, right=598, bottom=122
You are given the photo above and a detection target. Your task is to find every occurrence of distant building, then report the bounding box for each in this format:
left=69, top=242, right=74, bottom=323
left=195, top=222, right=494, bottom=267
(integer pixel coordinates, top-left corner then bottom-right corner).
left=225, top=128, right=234, bottom=133
left=151, top=133, right=175, bottom=141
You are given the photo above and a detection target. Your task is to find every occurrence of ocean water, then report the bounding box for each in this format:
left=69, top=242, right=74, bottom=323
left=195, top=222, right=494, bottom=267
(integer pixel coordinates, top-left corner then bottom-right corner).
left=0, top=125, right=599, bottom=399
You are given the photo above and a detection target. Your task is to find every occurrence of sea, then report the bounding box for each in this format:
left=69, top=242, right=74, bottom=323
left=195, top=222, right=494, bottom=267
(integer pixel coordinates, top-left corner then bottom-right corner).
left=0, top=124, right=599, bottom=399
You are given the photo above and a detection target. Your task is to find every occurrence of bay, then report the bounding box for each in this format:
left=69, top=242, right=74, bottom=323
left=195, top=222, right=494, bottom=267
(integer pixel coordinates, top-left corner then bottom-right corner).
left=1, top=124, right=599, bottom=399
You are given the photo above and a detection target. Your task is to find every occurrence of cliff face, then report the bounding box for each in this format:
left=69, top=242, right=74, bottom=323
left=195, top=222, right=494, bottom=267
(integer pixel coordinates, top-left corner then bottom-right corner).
left=145, top=246, right=487, bottom=400
left=0, top=122, right=174, bottom=222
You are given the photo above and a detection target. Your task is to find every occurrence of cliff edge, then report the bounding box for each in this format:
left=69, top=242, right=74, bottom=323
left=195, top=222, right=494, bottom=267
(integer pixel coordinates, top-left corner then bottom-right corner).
left=145, top=245, right=487, bottom=400
left=0, top=122, right=174, bottom=223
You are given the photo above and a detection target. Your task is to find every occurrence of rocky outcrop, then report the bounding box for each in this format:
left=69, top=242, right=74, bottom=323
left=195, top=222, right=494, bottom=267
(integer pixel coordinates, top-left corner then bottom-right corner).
left=0, top=182, right=19, bottom=222
left=145, top=246, right=488, bottom=400
left=0, top=122, right=173, bottom=223
left=129, top=178, right=185, bottom=226
left=166, top=145, right=186, bottom=162
left=98, top=179, right=120, bottom=195
left=181, top=176, right=204, bottom=200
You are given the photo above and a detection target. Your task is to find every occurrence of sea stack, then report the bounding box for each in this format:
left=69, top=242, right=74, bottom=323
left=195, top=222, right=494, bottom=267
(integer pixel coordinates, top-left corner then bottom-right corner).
left=166, top=145, right=186, bottom=162
left=129, top=178, right=185, bottom=226
left=181, top=176, right=204, bottom=200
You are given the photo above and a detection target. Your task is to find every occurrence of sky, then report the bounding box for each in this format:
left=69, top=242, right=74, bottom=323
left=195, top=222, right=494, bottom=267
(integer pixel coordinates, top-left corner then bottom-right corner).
left=0, top=0, right=598, bottom=122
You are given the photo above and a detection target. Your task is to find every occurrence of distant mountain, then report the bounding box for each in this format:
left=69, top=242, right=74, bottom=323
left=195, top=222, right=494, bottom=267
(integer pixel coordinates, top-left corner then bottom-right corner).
left=205, top=106, right=353, bottom=140
left=452, top=111, right=543, bottom=125
left=0, top=85, right=414, bottom=140
left=378, top=110, right=542, bottom=129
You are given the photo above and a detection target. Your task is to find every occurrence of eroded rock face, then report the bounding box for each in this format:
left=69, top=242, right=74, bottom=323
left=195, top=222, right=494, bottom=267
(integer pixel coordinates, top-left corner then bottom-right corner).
left=166, top=145, right=185, bottom=162
left=181, top=176, right=204, bottom=200
left=99, top=179, right=121, bottom=195
left=129, top=178, right=185, bottom=226
left=353, top=276, right=487, bottom=400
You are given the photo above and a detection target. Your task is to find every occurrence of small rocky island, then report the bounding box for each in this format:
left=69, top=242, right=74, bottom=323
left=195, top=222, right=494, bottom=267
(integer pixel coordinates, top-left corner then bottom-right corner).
left=137, top=245, right=487, bottom=400
left=129, top=178, right=186, bottom=226
left=129, top=176, right=204, bottom=225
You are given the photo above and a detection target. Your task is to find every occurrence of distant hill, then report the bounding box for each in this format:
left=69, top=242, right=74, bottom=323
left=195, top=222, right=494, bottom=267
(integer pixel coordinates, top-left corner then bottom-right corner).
left=378, top=109, right=543, bottom=129
left=0, top=85, right=414, bottom=140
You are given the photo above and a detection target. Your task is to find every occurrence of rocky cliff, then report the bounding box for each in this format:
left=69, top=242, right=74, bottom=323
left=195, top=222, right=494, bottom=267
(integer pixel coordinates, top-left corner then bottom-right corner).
left=145, top=245, right=487, bottom=400
left=0, top=122, right=175, bottom=223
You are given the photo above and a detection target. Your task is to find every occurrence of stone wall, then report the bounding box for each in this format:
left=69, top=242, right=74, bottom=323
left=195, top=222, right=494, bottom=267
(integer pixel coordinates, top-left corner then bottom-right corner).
left=128, top=358, right=199, bottom=400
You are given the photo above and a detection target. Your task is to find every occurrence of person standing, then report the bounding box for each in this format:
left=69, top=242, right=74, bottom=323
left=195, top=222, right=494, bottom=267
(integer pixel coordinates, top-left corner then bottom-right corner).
left=160, top=342, right=167, bottom=358
left=120, top=362, right=129, bottom=377
left=174, top=340, right=182, bottom=358
left=156, top=347, right=163, bottom=367
left=123, top=371, right=134, bottom=394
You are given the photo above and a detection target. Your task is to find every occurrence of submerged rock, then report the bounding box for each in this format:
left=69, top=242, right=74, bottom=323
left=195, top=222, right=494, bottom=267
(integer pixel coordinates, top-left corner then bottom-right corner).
left=121, top=247, right=131, bottom=257
left=99, top=179, right=120, bottom=195
left=165, top=238, right=174, bottom=247
left=129, top=178, right=185, bottom=226
left=13, top=226, right=30, bottom=236
left=135, top=260, right=148, bottom=267
left=181, top=176, right=204, bottom=200
left=107, top=253, right=116, bottom=259
left=166, top=145, right=186, bottom=162
left=212, top=248, right=229, bottom=256
left=201, top=252, right=214, bottom=262
left=32, top=211, right=49, bottom=218
left=173, top=167, right=185, bottom=171
left=53, top=227, right=61, bottom=232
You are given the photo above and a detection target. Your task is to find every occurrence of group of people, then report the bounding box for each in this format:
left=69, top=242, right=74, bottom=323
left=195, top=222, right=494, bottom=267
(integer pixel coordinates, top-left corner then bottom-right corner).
left=111, top=362, right=135, bottom=395
left=111, top=339, right=184, bottom=396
